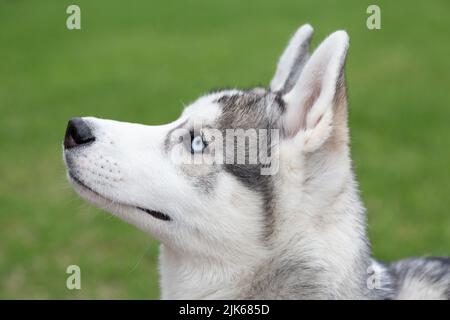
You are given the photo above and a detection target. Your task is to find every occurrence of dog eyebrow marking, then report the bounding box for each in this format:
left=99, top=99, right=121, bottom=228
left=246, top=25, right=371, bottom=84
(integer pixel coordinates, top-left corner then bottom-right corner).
left=163, top=119, right=188, bottom=153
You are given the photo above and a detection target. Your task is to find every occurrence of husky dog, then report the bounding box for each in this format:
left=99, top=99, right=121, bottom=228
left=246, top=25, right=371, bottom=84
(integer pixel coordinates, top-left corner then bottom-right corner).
left=63, top=25, right=449, bottom=299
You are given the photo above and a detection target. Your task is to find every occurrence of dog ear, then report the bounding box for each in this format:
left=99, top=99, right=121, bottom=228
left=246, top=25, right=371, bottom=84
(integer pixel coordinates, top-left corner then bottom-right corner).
left=281, top=30, right=349, bottom=153
left=270, top=24, right=313, bottom=93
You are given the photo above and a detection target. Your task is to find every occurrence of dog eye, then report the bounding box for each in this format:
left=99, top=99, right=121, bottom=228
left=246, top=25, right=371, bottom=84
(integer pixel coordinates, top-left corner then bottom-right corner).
left=191, top=135, right=205, bottom=153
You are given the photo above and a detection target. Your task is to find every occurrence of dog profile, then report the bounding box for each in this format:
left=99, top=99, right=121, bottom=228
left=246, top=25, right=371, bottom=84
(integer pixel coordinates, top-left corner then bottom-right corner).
left=63, top=24, right=450, bottom=299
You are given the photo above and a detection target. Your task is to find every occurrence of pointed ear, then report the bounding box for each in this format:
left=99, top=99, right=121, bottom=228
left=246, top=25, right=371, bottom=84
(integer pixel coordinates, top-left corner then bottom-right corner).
left=281, top=31, right=349, bottom=153
left=270, top=24, right=314, bottom=93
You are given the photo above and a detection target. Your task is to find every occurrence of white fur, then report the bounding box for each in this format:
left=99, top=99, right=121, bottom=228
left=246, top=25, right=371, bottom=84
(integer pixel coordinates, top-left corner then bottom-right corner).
left=63, top=26, right=447, bottom=300
left=65, top=93, right=270, bottom=298
left=396, top=278, right=447, bottom=300
left=64, top=28, right=357, bottom=299
left=282, top=31, right=349, bottom=152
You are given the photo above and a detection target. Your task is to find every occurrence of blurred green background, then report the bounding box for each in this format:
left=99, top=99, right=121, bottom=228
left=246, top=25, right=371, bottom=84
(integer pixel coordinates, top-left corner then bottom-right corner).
left=0, top=0, right=449, bottom=299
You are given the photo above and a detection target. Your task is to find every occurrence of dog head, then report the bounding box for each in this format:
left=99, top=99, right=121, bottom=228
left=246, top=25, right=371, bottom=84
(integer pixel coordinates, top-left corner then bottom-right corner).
left=63, top=25, right=350, bottom=261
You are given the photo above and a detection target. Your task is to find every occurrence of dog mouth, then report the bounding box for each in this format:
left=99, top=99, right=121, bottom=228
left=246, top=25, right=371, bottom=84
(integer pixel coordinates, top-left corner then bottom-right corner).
left=68, top=171, right=171, bottom=222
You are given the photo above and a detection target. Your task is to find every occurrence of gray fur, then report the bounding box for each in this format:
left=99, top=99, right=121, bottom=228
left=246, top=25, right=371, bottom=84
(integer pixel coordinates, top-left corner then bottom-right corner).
left=390, top=257, right=450, bottom=299
left=279, top=41, right=311, bottom=94
left=163, top=119, right=187, bottom=154
left=215, top=89, right=282, bottom=239
left=206, top=88, right=450, bottom=300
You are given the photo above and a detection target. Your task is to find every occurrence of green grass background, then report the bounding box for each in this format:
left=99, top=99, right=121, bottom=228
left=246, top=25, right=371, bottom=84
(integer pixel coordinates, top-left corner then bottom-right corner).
left=0, top=0, right=449, bottom=299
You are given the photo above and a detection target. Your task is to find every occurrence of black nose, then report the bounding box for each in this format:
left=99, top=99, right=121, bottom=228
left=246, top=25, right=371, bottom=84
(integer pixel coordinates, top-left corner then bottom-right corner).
left=64, top=118, right=95, bottom=149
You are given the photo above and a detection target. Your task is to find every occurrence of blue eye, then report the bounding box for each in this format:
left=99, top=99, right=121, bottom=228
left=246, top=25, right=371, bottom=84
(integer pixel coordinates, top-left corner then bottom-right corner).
left=191, top=135, right=205, bottom=153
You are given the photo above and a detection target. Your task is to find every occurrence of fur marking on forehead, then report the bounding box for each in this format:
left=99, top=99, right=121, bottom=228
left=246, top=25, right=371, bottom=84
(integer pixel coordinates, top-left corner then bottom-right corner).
left=214, top=88, right=284, bottom=131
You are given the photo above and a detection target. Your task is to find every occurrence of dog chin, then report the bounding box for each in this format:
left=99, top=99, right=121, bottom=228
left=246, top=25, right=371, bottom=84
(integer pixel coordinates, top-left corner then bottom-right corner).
left=67, top=171, right=120, bottom=211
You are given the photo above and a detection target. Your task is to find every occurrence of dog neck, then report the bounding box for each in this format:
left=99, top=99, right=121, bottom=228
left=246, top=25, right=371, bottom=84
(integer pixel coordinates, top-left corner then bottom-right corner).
left=159, top=244, right=264, bottom=299
left=257, top=143, right=376, bottom=299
